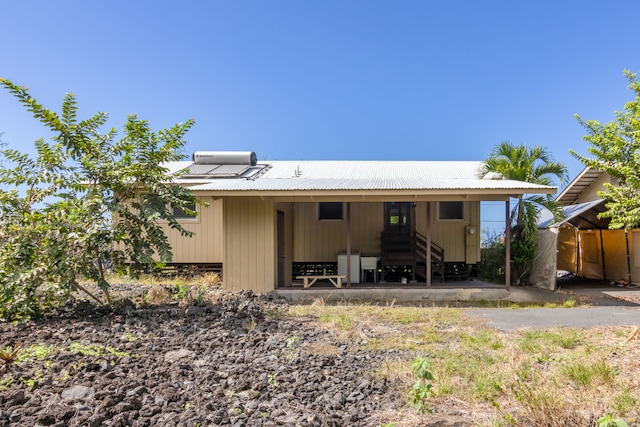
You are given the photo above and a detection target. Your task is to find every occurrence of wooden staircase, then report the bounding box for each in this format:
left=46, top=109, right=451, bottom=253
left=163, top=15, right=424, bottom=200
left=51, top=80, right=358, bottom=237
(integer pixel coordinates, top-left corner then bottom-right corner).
left=380, top=231, right=445, bottom=283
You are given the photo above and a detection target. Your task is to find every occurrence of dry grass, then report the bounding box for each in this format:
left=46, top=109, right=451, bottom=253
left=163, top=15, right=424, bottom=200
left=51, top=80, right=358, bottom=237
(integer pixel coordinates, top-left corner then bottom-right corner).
left=300, top=342, right=341, bottom=356
left=132, top=274, right=222, bottom=306
left=285, top=303, right=640, bottom=426
left=145, top=285, right=171, bottom=304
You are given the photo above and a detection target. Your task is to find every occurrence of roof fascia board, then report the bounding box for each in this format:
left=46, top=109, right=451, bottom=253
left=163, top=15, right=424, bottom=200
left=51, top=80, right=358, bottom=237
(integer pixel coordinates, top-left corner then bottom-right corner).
left=555, top=166, right=601, bottom=202
left=189, top=188, right=555, bottom=199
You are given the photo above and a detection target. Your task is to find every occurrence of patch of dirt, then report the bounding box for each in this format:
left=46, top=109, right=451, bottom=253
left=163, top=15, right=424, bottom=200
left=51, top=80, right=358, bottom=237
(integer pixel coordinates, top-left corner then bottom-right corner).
left=0, top=286, right=439, bottom=427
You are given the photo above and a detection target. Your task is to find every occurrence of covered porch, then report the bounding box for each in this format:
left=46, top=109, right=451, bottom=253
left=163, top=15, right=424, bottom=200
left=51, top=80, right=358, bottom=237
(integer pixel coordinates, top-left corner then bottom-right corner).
left=272, top=196, right=515, bottom=290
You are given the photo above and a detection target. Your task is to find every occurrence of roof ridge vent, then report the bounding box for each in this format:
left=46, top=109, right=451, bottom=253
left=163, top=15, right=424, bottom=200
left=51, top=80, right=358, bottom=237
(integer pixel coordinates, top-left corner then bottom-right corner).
left=193, top=151, right=257, bottom=166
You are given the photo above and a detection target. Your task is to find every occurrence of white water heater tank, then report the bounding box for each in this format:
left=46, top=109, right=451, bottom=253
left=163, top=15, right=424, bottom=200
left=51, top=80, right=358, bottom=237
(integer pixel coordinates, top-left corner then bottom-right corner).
left=192, top=151, right=257, bottom=165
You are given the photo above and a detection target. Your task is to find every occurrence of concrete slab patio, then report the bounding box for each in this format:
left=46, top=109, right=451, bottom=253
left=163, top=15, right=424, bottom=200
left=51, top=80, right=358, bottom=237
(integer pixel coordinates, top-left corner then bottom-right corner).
left=276, top=277, right=640, bottom=330
left=276, top=278, right=640, bottom=306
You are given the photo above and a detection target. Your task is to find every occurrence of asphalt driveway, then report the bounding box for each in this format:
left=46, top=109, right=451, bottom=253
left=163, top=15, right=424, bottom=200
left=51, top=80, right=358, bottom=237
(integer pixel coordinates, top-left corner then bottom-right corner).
left=466, top=305, right=640, bottom=331
left=467, top=278, right=640, bottom=331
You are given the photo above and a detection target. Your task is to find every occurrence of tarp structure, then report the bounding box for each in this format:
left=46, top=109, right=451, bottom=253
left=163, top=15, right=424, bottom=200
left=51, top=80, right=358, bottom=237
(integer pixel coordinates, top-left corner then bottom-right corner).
left=532, top=199, right=640, bottom=290
left=529, top=227, right=559, bottom=290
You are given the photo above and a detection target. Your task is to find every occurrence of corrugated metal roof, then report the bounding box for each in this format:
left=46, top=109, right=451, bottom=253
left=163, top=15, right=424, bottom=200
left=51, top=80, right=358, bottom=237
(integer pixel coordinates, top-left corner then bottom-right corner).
left=255, top=160, right=485, bottom=180
left=162, top=160, right=555, bottom=193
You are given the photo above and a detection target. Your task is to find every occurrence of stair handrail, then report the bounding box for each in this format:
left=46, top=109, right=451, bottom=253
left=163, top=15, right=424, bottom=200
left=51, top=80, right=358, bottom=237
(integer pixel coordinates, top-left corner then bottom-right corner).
left=415, top=231, right=445, bottom=283
left=414, top=231, right=444, bottom=261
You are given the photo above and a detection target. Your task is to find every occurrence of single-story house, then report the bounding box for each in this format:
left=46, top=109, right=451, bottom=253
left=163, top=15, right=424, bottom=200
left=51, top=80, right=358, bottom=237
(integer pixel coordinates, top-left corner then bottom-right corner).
left=158, top=151, right=556, bottom=293
left=531, top=167, right=640, bottom=290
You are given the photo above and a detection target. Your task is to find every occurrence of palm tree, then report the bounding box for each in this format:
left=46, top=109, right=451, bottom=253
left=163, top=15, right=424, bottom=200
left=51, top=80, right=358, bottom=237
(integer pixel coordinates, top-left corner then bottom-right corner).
left=482, top=142, right=568, bottom=241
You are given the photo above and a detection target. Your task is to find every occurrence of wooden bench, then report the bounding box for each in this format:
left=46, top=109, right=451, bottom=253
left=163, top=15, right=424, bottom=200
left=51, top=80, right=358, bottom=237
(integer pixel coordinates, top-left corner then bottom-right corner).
left=296, top=275, right=345, bottom=289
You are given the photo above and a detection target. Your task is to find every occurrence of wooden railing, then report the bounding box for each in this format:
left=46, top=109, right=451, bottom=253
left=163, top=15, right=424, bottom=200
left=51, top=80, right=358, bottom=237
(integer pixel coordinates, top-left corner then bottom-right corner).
left=415, top=231, right=445, bottom=283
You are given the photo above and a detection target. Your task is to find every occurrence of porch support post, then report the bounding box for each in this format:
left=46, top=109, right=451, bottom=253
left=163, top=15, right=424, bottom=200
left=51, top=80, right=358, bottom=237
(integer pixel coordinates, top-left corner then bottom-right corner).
left=346, top=202, right=352, bottom=288
left=426, top=202, right=432, bottom=288
left=505, top=199, right=511, bottom=291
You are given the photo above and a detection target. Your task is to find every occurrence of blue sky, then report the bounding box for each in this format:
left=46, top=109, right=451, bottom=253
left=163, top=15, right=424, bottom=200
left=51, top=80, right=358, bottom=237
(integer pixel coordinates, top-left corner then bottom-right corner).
left=2, top=1, right=640, bottom=236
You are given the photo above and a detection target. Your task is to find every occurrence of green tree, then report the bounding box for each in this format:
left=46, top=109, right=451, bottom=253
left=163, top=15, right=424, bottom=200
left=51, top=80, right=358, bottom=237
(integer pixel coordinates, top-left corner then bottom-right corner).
left=481, top=142, right=567, bottom=284
left=571, top=69, right=640, bottom=231
left=0, top=79, right=201, bottom=319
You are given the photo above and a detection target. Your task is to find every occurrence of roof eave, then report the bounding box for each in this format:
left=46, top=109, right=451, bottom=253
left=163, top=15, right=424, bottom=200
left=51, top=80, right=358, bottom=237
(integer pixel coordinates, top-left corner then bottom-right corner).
left=189, top=186, right=556, bottom=199
left=555, top=166, right=603, bottom=205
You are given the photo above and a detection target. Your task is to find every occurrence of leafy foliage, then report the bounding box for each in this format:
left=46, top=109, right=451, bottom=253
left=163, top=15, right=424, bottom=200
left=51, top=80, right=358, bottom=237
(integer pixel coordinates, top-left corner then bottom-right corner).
left=478, top=232, right=505, bottom=284
left=0, top=79, right=201, bottom=319
left=571, top=70, right=640, bottom=231
left=482, top=142, right=567, bottom=240
left=598, top=413, right=629, bottom=427
left=481, top=142, right=567, bottom=285
left=408, top=357, right=434, bottom=414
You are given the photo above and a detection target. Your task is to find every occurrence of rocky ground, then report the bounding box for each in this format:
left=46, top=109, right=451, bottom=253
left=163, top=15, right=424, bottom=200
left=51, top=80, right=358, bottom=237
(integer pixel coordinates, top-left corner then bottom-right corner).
left=0, top=287, right=417, bottom=427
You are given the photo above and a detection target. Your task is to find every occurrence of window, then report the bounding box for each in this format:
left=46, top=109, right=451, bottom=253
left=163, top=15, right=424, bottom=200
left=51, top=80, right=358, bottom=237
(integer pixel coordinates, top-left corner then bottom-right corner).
left=318, top=202, right=343, bottom=220
left=172, top=201, right=197, bottom=220
left=438, top=201, right=464, bottom=221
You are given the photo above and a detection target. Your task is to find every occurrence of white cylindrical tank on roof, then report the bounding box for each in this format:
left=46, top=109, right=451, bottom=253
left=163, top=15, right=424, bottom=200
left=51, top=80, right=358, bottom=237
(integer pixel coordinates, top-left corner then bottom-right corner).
left=193, top=151, right=257, bottom=165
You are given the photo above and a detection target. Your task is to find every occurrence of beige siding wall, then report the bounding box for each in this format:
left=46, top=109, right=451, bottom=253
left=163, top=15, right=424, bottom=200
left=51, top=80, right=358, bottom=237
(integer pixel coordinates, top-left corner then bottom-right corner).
left=165, top=197, right=224, bottom=263
left=415, top=201, right=481, bottom=263
left=292, top=202, right=384, bottom=261
left=291, top=201, right=480, bottom=263
left=224, top=197, right=275, bottom=293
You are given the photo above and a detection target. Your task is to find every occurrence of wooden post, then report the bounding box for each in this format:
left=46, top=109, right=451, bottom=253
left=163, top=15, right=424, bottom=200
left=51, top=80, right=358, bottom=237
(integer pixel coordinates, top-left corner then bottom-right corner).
left=426, top=202, right=432, bottom=288
left=505, top=199, right=511, bottom=291
left=346, top=202, right=352, bottom=288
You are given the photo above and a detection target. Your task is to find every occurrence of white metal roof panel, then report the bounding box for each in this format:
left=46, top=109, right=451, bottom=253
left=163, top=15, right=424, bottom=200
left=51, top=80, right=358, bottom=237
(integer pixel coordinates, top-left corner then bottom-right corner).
left=165, top=160, right=554, bottom=193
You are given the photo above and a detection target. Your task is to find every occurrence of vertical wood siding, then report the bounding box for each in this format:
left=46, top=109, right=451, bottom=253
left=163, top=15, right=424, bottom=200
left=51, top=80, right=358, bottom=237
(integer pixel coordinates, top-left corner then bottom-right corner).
left=224, top=197, right=275, bottom=293
left=163, top=197, right=224, bottom=263
left=292, top=202, right=384, bottom=261
left=415, top=201, right=480, bottom=262
left=291, top=201, right=480, bottom=264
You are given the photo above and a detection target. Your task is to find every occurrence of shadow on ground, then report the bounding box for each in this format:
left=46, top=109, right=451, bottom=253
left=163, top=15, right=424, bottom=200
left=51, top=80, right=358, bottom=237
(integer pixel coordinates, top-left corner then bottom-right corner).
left=555, top=276, right=640, bottom=307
